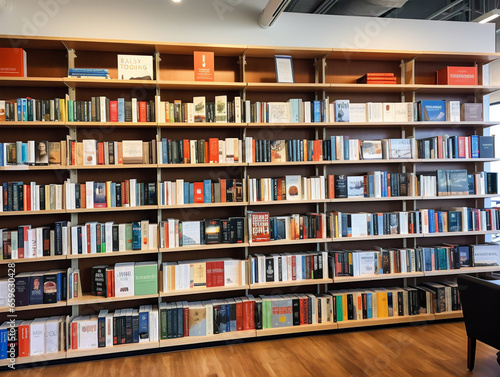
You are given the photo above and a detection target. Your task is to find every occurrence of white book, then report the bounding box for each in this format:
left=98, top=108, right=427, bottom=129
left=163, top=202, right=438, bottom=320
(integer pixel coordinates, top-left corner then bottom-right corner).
left=349, top=103, right=367, bottom=122
left=78, top=316, right=98, bottom=349
left=114, top=262, right=135, bottom=297
left=215, top=95, right=227, bottom=123
left=99, top=97, right=106, bottom=122
left=117, top=54, right=154, bottom=80
left=71, top=226, right=79, bottom=254
left=175, top=179, right=184, bottom=204
left=118, top=223, right=126, bottom=251
left=45, top=316, right=60, bottom=353
left=129, top=178, right=137, bottom=207
left=303, top=101, right=311, bottom=122
left=30, top=317, right=47, bottom=355
left=224, top=260, right=241, bottom=286
left=105, top=221, right=114, bottom=252
left=186, top=103, right=194, bottom=123
left=234, top=96, right=241, bottom=123
left=105, top=312, right=114, bottom=347
left=132, top=98, right=138, bottom=122
left=85, top=181, right=94, bottom=208
left=393, top=103, right=408, bottom=122
left=367, top=102, right=383, bottom=122
left=351, top=213, right=368, bottom=237
left=28, top=140, right=35, bottom=165
left=82, top=139, right=96, bottom=165
left=382, top=103, right=395, bottom=122
left=203, top=301, right=214, bottom=335
left=268, top=102, right=291, bottom=123
left=36, top=227, right=43, bottom=257
left=446, top=100, right=461, bottom=122
left=149, top=306, right=159, bottom=342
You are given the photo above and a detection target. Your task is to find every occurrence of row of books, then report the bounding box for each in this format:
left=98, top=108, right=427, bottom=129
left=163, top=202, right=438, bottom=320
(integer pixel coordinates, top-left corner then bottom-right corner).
left=327, top=207, right=499, bottom=239
left=249, top=252, right=329, bottom=284
left=0, top=316, right=65, bottom=359
left=7, top=269, right=67, bottom=307
left=1, top=134, right=494, bottom=167
left=71, top=305, right=159, bottom=350
left=248, top=175, right=326, bottom=202
left=331, top=243, right=500, bottom=277
left=162, top=259, right=247, bottom=291
left=91, top=262, right=158, bottom=298
left=0, top=97, right=484, bottom=123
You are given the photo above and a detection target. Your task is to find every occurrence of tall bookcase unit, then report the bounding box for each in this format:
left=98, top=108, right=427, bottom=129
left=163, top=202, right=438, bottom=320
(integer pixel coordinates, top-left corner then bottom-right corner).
left=1, top=35, right=500, bottom=366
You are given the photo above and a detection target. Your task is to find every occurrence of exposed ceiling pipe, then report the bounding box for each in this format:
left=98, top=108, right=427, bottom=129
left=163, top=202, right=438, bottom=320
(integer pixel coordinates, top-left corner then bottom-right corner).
left=426, top=0, right=464, bottom=20
left=313, top=0, right=339, bottom=14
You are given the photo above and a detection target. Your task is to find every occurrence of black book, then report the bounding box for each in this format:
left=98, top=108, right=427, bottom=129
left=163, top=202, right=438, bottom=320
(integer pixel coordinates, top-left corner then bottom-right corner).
left=221, top=219, right=230, bottom=243
left=265, top=257, right=274, bottom=282
left=229, top=217, right=244, bottom=243
left=14, top=272, right=30, bottom=306
left=124, top=101, right=133, bottom=122
left=91, top=265, right=108, bottom=297
left=205, top=219, right=221, bottom=244
left=125, top=310, right=133, bottom=344
left=42, top=227, right=51, bottom=256
left=43, top=272, right=58, bottom=304
left=334, top=175, right=347, bottom=198
left=112, top=225, right=119, bottom=251
left=28, top=273, right=43, bottom=305
left=254, top=298, right=263, bottom=330
left=487, top=172, right=498, bottom=194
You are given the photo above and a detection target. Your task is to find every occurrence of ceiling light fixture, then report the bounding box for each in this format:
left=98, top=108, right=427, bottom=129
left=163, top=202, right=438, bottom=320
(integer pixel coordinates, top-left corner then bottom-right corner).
left=473, top=8, right=500, bottom=23
left=172, top=0, right=182, bottom=3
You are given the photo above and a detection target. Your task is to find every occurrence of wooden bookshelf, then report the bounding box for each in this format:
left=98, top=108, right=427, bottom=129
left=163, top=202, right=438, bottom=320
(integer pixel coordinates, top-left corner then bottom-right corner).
left=0, top=352, right=67, bottom=367
left=435, top=311, right=463, bottom=320
left=1, top=33, right=498, bottom=366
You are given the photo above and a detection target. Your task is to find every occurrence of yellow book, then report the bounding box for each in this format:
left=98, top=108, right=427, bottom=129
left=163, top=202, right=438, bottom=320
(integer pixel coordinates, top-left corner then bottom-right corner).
left=376, top=290, right=389, bottom=318
left=192, top=262, right=207, bottom=287
left=105, top=181, right=112, bottom=208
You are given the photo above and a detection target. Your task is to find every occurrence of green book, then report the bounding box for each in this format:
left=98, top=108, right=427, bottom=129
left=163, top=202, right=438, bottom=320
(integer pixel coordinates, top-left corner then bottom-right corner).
left=134, top=262, right=158, bottom=296
left=159, top=302, right=168, bottom=340
left=125, top=223, right=133, bottom=251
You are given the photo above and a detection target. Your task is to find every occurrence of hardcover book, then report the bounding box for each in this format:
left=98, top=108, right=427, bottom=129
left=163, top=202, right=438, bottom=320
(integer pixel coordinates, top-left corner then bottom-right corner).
left=205, top=219, right=221, bottom=244
left=419, top=100, right=446, bottom=121
left=249, top=212, right=270, bottom=242
left=91, top=265, right=108, bottom=297
left=114, top=262, right=135, bottom=297
left=0, top=48, right=27, bottom=77
left=134, top=262, right=158, bottom=295
left=361, top=140, right=382, bottom=160
left=181, top=221, right=202, bottom=245
left=347, top=176, right=365, bottom=197
left=215, top=95, right=227, bottom=123
left=118, top=55, right=153, bottom=80
left=349, top=103, right=367, bottom=122
left=285, top=175, right=302, bottom=200
left=461, top=103, right=482, bottom=121
left=122, top=140, right=143, bottom=164
left=334, top=100, right=350, bottom=122
left=471, top=244, right=500, bottom=266
left=437, top=66, right=477, bottom=85
left=193, top=96, right=206, bottom=122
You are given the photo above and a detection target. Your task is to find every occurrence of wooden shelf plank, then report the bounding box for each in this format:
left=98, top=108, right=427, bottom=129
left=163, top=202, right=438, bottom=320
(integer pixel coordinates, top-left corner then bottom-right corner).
left=160, top=285, right=249, bottom=297
left=68, top=293, right=159, bottom=306
left=423, top=266, right=500, bottom=276
left=0, top=209, right=67, bottom=216
left=256, top=323, right=337, bottom=337
left=159, top=163, right=246, bottom=168
left=419, top=194, right=498, bottom=200
left=329, top=159, right=417, bottom=164
left=0, top=77, right=65, bottom=87
left=68, top=121, right=157, bottom=128
left=250, top=278, right=332, bottom=290
left=327, top=83, right=418, bottom=93
left=249, top=161, right=331, bottom=166
left=155, top=42, right=247, bottom=56
left=330, top=196, right=419, bottom=203
left=246, top=122, right=327, bottom=128
left=157, top=80, right=245, bottom=91
left=330, top=234, right=418, bottom=242
left=418, top=157, right=500, bottom=163
left=160, top=243, right=249, bottom=253
left=248, top=199, right=328, bottom=206
left=0, top=352, right=67, bottom=367
left=249, top=238, right=329, bottom=247
left=0, top=255, right=67, bottom=265
left=246, top=83, right=330, bottom=92
left=64, top=78, right=156, bottom=89
left=336, top=314, right=436, bottom=329
left=333, top=272, right=424, bottom=283
left=422, top=230, right=499, bottom=238
left=158, top=122, right=247, bottom=128
left=435, top=311, right=463, bottom=320
left=0, top=121, right=68, bottom=128
left=66, top=205, right=158, bottom=213
left=66, top=341, right=159, bottom=359
left=416, top=84, right=500, bottom=94
left=0, top=165, right=66, bottom=171
left=159, top=330, right=256, bottom=348
left=67, top=249, right=159, bottom=259
left=0, top=301, right=67, bottom=313
left=69, top=164, right=158, bottom=170
left=159, top=202, right=246, bottom=209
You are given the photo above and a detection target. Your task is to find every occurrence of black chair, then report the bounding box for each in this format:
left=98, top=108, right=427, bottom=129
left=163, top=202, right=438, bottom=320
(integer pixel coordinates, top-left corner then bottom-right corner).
left=457, top=275, right=500, bottom=371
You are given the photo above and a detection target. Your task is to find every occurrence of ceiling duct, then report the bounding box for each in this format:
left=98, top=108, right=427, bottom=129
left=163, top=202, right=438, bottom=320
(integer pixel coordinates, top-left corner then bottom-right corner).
left=329, top=0, right=408, bottom=17
left=258, top=0, right=293, bottom=28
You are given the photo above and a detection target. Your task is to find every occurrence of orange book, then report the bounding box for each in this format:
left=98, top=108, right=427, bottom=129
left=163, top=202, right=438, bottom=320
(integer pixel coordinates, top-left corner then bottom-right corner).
left=18, top=321, right=30, bottom=357
left=208, top=138, right=219, bottom=163
left=97, top=142, right=104, bottom=165
left=139, top=101, right=147, bottom=122
left=252, top=139, right=256, bottom=163
left=205, top=141, right=209, bottom=163
left=277, top=178, right=282, bottom=201
left=26, top=184, right=31, bottom=211
left=117, top=142, right=123, bottom=164
left=80, top=183, right=86, bottom=208
left=0, top=48, right=27, bottom=77
left=387, top=174, right=391, bottom=197
left=328, top=175, right=335, bottom=199
left=183, top=139, right=190, bottom=163
left=194, top=51, right=214, bottom=81
left=71, top=141, right=76, bottom=166
left=193, top=182, right=204, bottom=203
left=220, top=179, right=227, bottom=203
left=123, top=180, right=129, bottom=205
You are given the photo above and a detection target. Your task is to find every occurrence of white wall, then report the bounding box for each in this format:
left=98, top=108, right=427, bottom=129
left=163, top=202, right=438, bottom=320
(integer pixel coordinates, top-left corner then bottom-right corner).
left=0, top=0, right=495, bottom=52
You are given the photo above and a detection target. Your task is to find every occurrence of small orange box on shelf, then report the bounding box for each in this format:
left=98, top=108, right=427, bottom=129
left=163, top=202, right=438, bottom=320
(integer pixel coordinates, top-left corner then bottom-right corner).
left=0, top=47, right=27, bottom=77
left=436, top=66, right=477, bottom=85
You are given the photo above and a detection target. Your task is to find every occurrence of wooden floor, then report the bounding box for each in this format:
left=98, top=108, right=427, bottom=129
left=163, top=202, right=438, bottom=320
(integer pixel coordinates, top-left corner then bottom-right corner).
left=2, top=321, right=499, bottom=377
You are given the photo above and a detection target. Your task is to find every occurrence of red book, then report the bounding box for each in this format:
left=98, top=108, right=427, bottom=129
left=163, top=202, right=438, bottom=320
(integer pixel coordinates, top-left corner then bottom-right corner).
left=437, top=66, right=477, bottom=85
left=213, top=261, right=225, bottom=287
left=71, top=321, right=79, bottom=349
left=365, top=73, right=395, bottom=77
left=18, top=322, right=30, bottom=357
left=250, top=212, right=270, bottom=242
left=139, top=101, right=147, bottom=122
left=25, top=184, right=30, bottom=211
left=97, top=142, right=104, bottom=165
left=387, top=174, right=391, bottom=197
left=80, top=183, right=86, bottom=208
left=437, top=135, right=443, bottom=159
left=299, top=298, right=305, bottom=325
left=206, top=261, right=213, bottom=288
left=247, top=299, right=255, bottom=329
left=328, top=175, right=335, bottom=199
left=0, top=48, right=27, bottom=77
left=208, top=138, right=219, bottom=163
left=313, top=140, right=320, bottom=161
left=277, top=178, right=282, bottom=201
left=183, top=139, right=190, bottom=163
left=458, top=136, right=466, bottom=158
left=193, top=181, right=204, bottom=203
left=292, top=255, right=296, bottom=280
left=109, top=101, right=118, bottom=122
left=71, top=141, right=76, bottom=166
left=252, top=139, right=256, bottom=162
left=123, top=180, right=129, bottom=205
left=183, top=307, right=189, bottom=337
left=365, top=80, right=397, bottom=84
left=220, top=179, right=227, bottom=203
left=205, top=141, right=209, bottom=163
left=236, top=300, right=243, bottom=331
left=106, top=268, right=114, bottom=297
left=86, top=223, right=91, bottom=253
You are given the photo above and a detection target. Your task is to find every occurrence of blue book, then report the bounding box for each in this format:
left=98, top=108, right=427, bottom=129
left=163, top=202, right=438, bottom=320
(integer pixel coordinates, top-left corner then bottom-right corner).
left=139, top=309, right=149, bottom=341
left=367, top=293, right=373, bottom=319
left=189, top=183, right=195, bottom=204
left=382, top=171, right=388, bottom=197
left=17, top=98, right=22, bottom=121
left=377, top=214, right=384, bottom=235
left=0, top=143, right=3, bottom=166
left=341, top=213, right=348, bottom=237
left=330, top=136, right=336, bottom=161
left=419, top=100, right=446, bottom=121
left=161, top=138, right=168, bottom=164
left=471, top=135, right=479, bottom=158
left=22, top=98, right=27, bottom=121
left=368, top=175, right=374, bottom=197
left=0, top=324, right=7, bottom=360
left=21, top=143, right=28, bottom=164
left=289, top=99, right=299, bottom=122
left=56, top=272, right=63, bottom=301
left=184, top=182, right=190, bottom=204
left=368, top=214, right=374, bottom=235
left=118, top=98, right=125, bottom=122
left=203, top=180, right=212, bottom=203
left=437, top=211, right=444, bottom=233
left=428, top=209, right=435, bottom=233
left=229, top=305, right=237, bottom=332
left=424, top=248, right=434, bottom=271
left=132, top=222, right=141, bottom=250
left=110, top=183, right=116, bottom=207
left=313, top=100, right=321, bottom=122
left=344, top=138, right=349, bottom=160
